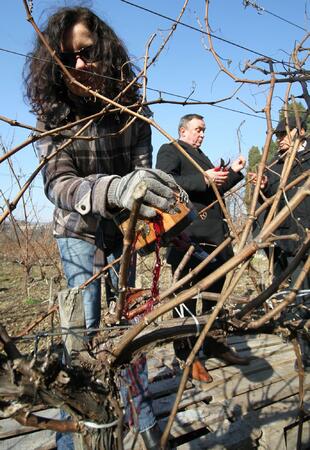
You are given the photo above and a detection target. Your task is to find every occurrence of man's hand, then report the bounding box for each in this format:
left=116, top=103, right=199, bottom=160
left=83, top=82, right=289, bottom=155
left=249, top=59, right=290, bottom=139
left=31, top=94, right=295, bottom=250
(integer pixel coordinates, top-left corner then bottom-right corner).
left=204, top=168, right=229, bottom=186
left=107, top=168, right=177, bottom=218
left=231, top=156, right=246, bottom=173
left=248, top=172, right=268, bottom=189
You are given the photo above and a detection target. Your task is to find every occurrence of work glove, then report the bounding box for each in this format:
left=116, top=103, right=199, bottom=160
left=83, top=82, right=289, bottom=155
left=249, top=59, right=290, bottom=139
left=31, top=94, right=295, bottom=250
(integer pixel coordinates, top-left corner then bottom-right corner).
left=107, top=168, right=178, bottom=218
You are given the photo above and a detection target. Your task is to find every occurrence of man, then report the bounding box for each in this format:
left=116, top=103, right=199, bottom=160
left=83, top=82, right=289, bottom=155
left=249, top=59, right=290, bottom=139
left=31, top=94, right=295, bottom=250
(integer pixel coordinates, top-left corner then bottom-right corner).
left=24, top=6, right=177, bottom=449
left=250, top=116, right=310, bottom=371
left=156, top=114, right=249, bottom=383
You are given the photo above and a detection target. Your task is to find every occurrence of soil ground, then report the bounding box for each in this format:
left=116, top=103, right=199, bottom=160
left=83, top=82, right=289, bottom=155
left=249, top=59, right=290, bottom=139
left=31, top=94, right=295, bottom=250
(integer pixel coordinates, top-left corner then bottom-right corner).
left=0, top=229, right=268, bottom=354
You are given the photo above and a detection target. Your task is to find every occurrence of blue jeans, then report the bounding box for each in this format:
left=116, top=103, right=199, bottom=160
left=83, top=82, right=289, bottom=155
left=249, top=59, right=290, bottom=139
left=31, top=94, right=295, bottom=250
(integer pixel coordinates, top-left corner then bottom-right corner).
left=57, top=238, right=101, bottom=330
left=56, top=237, right=156, bottom=449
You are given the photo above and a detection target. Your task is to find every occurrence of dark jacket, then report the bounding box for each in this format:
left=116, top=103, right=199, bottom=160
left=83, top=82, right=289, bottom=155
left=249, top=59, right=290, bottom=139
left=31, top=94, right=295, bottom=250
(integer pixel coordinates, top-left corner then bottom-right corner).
left=156, top=140, right=243, bottom=261
left=262, top=139, right=310, bottom=256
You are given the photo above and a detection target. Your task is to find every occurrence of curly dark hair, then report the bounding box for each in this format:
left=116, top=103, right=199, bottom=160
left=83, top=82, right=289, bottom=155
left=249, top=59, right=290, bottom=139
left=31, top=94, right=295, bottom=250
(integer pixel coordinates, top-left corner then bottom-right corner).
left=24, top=6, right=140, bottom=127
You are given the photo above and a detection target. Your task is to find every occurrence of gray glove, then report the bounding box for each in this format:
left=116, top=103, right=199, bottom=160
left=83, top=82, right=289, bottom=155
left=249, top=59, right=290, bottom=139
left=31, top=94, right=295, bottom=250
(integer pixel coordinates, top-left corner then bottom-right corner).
left=107, top=168, right=177, bottom=218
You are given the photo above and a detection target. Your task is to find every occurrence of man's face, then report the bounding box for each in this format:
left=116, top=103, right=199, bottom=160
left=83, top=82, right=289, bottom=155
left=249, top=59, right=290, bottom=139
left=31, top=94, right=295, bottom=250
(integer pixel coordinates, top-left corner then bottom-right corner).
left=275, top=130, right=293, bottom=153
left=275, top=128, right=305, bottom=153
left=179, top=118, right=206, bottom=149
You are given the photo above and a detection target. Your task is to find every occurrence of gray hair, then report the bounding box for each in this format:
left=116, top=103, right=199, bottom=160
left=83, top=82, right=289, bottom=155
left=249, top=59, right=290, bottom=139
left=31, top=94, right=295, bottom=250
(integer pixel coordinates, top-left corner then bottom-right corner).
left=178, top=114, right=204, bottom=135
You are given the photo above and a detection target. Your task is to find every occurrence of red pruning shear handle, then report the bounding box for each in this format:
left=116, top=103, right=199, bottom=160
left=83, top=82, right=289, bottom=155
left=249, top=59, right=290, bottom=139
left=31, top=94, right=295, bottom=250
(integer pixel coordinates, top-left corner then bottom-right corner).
left=214, top=158, right=230, bottom=172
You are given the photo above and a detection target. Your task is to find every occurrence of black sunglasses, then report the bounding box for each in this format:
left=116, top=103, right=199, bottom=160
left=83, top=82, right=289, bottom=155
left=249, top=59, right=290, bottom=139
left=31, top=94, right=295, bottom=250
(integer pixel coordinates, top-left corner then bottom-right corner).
left=275, top=131, right=287, bottom=140
left=59, top=44, right=98, bottom=68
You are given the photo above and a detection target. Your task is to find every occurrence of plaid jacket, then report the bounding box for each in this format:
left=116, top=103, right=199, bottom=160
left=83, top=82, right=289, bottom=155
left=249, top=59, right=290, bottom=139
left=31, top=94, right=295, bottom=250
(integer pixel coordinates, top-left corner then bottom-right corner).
left=36, top=112, right=152, bottom=244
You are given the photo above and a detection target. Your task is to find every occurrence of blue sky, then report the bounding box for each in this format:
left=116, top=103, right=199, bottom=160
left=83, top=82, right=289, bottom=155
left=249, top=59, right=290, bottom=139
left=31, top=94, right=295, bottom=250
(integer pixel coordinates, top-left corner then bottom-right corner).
left=0, top=0, right=309, bottom=222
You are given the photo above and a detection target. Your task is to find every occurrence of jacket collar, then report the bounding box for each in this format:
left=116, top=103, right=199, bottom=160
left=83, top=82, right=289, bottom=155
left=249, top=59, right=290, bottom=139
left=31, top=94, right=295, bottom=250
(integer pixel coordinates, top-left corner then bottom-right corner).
left=178, top=139, right=202, bottom=153
left=276, top=138, right=310, bottom=165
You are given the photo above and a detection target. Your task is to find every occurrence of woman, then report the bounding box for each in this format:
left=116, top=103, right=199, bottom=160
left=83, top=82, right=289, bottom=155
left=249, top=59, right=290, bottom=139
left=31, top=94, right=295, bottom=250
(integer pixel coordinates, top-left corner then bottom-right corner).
left=24, top=6, right=175, bottom=449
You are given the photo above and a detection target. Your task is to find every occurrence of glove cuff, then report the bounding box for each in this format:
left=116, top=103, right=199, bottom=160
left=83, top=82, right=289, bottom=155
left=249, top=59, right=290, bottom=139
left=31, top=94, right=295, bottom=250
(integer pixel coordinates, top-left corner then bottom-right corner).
left=107, top=177, right=121, bottom=208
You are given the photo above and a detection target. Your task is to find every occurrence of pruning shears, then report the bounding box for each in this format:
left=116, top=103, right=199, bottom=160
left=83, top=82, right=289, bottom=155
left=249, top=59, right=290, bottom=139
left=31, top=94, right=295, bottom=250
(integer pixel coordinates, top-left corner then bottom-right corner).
left=214, top=158, right=230, bottom=172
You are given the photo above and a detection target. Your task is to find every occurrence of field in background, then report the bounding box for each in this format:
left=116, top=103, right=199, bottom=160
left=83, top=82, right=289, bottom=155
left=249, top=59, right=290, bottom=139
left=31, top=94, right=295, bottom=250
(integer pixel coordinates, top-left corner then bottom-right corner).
left=0, top=222, right=268, bottom=351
